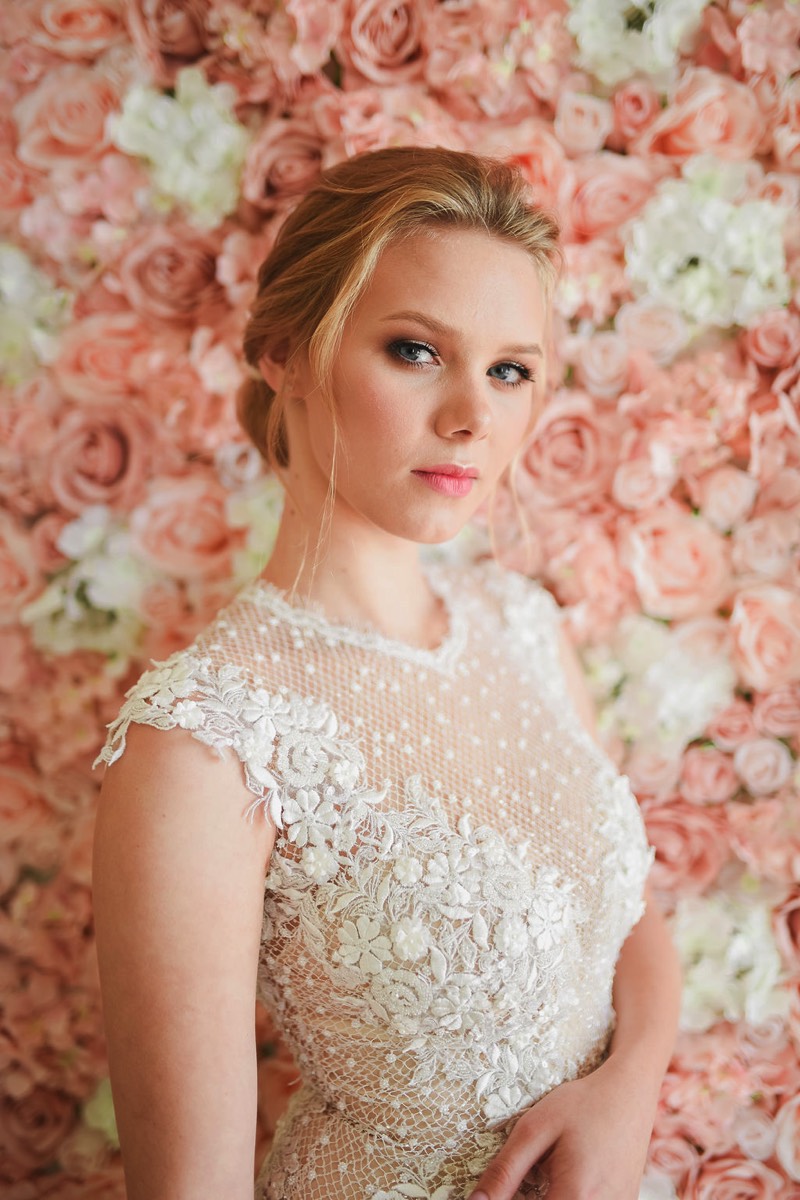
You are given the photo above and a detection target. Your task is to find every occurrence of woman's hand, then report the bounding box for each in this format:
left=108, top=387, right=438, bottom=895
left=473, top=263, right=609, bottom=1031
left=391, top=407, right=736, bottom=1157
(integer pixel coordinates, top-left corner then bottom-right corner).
left=467, top=1056, right=657, bottom=1200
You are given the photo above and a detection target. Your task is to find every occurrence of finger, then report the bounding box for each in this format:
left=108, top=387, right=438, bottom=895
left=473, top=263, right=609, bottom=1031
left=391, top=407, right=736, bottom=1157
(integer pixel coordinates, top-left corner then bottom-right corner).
left=467, top=1119, right=555, bottom=1200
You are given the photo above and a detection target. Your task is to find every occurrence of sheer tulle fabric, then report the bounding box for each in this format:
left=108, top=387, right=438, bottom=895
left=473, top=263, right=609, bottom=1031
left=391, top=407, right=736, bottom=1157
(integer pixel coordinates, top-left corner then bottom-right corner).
left=94, top=561, right=654, bottom=1200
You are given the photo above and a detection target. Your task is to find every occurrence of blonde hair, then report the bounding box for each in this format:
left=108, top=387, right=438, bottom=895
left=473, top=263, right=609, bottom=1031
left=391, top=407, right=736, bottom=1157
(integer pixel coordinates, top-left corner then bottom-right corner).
left=238, top=145, right=561, bottom=475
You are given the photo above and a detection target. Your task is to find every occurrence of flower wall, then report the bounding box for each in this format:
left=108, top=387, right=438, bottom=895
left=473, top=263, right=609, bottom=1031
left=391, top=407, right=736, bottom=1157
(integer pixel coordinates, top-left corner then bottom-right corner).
left=1, top=0, right=799, bottom=1196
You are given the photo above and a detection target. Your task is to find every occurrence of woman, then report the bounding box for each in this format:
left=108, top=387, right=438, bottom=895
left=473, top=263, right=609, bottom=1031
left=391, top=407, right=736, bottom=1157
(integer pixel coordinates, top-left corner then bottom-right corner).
left=92, top=146, right=682, bottom=1200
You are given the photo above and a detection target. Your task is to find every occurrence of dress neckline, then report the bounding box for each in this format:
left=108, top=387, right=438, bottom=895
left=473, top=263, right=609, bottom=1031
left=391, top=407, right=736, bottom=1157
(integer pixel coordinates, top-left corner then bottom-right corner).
left=240, top=561, right=468, bottom=671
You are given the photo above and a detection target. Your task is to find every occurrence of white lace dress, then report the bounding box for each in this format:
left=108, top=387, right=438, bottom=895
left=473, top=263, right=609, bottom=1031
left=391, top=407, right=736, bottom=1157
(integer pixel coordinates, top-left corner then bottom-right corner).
left=93, top=560, right=654, bottom=1200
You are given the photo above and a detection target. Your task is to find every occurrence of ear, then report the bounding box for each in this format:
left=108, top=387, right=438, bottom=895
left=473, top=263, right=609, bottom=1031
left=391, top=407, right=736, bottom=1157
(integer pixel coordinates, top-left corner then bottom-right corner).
left=257, top=351, right=286, bottom=394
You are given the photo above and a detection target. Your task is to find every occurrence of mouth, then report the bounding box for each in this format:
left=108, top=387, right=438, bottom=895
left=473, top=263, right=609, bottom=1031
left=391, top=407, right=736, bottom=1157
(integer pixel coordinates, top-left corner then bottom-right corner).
left=411, top=466, right=479, bottom=498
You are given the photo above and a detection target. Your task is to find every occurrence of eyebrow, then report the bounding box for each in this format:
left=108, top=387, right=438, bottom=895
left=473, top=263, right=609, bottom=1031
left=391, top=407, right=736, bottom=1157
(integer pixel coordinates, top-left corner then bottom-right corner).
left=379, top=309, right=543, bottom=357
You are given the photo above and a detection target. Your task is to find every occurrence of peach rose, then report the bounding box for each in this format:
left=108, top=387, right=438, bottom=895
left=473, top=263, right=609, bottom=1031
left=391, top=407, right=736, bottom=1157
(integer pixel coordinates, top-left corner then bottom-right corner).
left=733, top=737, right=794, bottom=796
left=685, top=1155, right=790, bottom=1200
left=771, top=79, right=800, bottom=171
left=671, top=615, right=731, bottom=663
left=0, top=150, right=34, bottom=224
left=744, top=310, right=800, bottom=371
left=0, top=1087, right=77, bottom=1181
left=130, top=474, right=243, bottom=580
left=773, top=889, right=800, bottom=974
left=554, top=90, right=613, bottom=157
left=730, top=585, right=800, bottom=690
left=647, top=1118, right=700, bottom=1185
left=731, top=513, right=798, bottom=583
left=337, top=0, right=424, bottom=86
left=728, top=795, right=800, bottom=884
left=625, top=748, right=681, bottom=801
left=735, top=1016, right=800, bottom=1099
left=642, top=797, right=729, bottom=895
left=0, top=628, right=28, bottom=692
left=522, top=393, right=619, bottom=507
left=618, top=506, right=732, bottom=620
left=568, top=153, right=655, bottom=242
left=52, top=313, right=154, bottom=405
left=611, top=455, right=677, bottom=512
left=680, top=746, right=738, bottom=805
left=774, top=1094, right=800, bottom=1182
left=127, top=0, right=210, bottom=86
left=612, top=78, right=660, bottom=143
left=475, top=120, right=571, bottom=213
left=634, top=67, right=765, bottom=160
left=0, top=512, right=41, bottom=625
left=753, top=684, right=800, bottom=738
left=47, top=402, right=153, bottom=515
left=738, top=8, right=800, bottom=79
left=558, top=241, right=629, bottom=325
left=242, top=117, right=324, bottom=214
left=615, top=298, right=688, bottom=367
left=574, top=332, right=629, bottom=401
left=690, top=466, right=759, bottom=534
left=28, top=0, right=126, bottom=59
left=117, top=226, right=227, bottom=327
left=13, top=64, right=119, bottom=170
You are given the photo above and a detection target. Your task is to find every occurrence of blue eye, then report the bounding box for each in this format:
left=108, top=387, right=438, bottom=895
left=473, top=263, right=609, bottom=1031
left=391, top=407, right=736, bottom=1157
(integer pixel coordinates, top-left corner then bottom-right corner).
left=388, top=340, right=437, bottom=367
left=488, top=362, right=535, bottom=388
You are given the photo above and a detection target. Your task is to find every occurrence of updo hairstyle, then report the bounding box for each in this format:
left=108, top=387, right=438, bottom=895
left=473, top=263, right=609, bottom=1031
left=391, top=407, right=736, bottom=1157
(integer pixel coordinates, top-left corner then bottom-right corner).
left=238, top=144, right=561, bottom=471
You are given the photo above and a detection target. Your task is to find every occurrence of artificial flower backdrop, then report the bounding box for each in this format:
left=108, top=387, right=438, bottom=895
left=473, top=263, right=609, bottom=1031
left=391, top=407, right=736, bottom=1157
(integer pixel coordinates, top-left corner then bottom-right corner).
left=1, top=0, right=800, bottom=1195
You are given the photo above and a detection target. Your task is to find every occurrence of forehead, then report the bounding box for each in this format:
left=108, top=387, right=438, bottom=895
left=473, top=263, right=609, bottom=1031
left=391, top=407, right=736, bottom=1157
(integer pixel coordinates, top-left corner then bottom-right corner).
left=356, top=227, right=547, bottom=331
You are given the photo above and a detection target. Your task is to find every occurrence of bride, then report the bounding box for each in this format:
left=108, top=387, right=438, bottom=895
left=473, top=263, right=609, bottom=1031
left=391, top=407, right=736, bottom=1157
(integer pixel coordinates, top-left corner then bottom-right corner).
left=92, top=145, right=681, bottom=1200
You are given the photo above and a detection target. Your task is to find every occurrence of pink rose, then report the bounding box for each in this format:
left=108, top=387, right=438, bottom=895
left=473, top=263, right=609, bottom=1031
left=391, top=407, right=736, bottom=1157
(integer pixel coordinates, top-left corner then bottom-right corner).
left=728, top=795, right=800, bottom=884
left=522, top=393, right=619, bottom=507
left=574, top=332, right=630, bottom=401
left=618, top=505, right=732, bottom=620
left=553, top=90, right=613, bottom=156
left=47, top=402, right=153, bottom=515
left=680, top=746, right=738, bottom=805
left=647, top=1117, right=700, bottom=1185
left=634, top=67, right=765, bottom=160
left=612, top=78, right=660, bottom=143
left=29, top=513, right=71, bottom=573
left=690, top=466, right=759, bottom=534
left=0, top=1087, right=77, bottom=1181
left=685, top=1154, right=791, bottom=1199
left=53, top=313, right=154, bottom=405
left=13, top=64, right=119, bottom=170
left=337, top=0, right=424, bottom=87
left=730, top=585, right=800, bottom=690
left=738, top=8, right=800, bottom=79
left=773, top=889, right=800, bottom=973
left=568, top=153, right=655, bottom=242
left=0, top=512, right=41, bottom=625
left=127, top=0, right=210, bottom=86
left=545, top=522, right=634, bottom=638
left=615, top=298, right=688, bottom=367
left=753, top=684, right=800, bottom=738
left=733, top=737, right=794, bottom=795
left=736, top=1017, right=800, bottom=1100
left=475, top=120, right=571, bottom=213
left=117, top=225, right=227, bottom=327
left=27, top=0, right=127, bottom=59
left=242, top=117, right=324, bottom=214
left=773, top=79, right=800, bottom=171
left=731, top=513, right=798, bottom=583
left=130, top=474, right=244, bottom=580
left=558, top=241, right=629, bottom=325
left=642, top=797, right=729, bottom=895
left=671, top=615, right=731, bottom=663
left=777, top=892, right=800, bottom=974
left=0, top=150, right=34, bottom=225
left=775, top=1094, right=800, bottom=1182
left=744, top=310, right=800, bottom=371
left=285, top=0, right=344, bottom=76
left=625, top=748, right=681, bottom=801
left=612, top=455, right=677, bottom=512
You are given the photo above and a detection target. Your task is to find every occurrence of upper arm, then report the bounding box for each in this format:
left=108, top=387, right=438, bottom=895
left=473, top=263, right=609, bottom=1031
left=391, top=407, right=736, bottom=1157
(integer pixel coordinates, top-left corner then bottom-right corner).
left=91, top=721, right=276, bottom=1200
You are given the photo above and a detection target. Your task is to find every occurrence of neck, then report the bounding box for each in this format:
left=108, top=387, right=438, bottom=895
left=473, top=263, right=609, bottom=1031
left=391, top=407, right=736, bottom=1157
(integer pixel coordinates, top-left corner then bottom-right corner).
left=259, top=495, right=449, bottom=651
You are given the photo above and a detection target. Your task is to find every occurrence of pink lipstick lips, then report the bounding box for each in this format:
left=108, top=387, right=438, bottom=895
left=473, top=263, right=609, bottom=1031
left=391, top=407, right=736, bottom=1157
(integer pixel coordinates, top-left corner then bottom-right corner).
left=411, top=463, right=479, bottom=498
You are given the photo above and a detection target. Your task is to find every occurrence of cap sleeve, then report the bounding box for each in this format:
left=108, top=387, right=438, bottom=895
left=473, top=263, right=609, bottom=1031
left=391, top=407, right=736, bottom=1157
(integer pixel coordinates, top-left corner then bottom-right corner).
left=91, top=650, right=284, bottom=827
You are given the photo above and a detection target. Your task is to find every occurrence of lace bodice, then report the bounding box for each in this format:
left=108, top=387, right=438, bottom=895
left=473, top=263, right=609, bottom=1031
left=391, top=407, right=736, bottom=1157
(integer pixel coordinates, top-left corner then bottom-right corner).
left=93, top=560, right=654, bottom=1200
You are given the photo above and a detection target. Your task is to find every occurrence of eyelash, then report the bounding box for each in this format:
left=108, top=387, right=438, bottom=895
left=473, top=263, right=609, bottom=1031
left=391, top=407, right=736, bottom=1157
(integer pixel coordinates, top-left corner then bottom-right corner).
left=387, top=340, right=535, bottom=389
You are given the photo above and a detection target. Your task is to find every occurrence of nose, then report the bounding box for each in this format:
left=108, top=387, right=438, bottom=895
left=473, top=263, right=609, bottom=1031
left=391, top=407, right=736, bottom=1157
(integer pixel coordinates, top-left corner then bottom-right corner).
left=433, top=371, right=492, bottom=441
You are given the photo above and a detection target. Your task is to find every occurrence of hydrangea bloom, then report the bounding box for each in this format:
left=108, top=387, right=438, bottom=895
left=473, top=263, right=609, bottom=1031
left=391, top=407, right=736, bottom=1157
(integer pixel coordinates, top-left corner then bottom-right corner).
left=108, top=67, right=251, bottom=229
left=567, top=0, right=710, bottom=88
left=624, top=156, right=791, bottom=330
left=0, top=244, right=71, bottom=386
